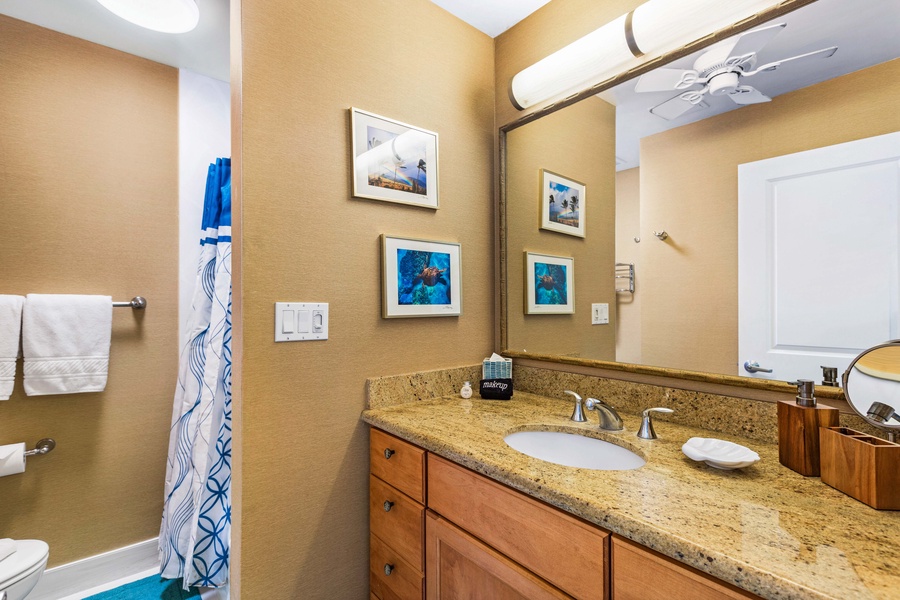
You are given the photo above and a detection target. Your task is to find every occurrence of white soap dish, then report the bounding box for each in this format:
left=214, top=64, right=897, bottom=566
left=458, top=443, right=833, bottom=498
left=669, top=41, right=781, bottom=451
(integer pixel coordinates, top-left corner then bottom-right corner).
left=681, top=437, right=760, bottom=470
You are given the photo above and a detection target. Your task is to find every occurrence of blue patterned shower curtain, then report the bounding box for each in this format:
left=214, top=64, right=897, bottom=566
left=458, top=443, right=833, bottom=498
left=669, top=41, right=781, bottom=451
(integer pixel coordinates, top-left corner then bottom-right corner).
left=160, top=158, right=232, bottom=589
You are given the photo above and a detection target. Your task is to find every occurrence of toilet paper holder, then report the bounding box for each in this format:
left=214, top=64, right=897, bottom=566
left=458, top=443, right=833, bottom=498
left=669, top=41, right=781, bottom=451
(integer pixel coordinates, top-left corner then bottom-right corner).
left=24, top=438, right=56, bottom=457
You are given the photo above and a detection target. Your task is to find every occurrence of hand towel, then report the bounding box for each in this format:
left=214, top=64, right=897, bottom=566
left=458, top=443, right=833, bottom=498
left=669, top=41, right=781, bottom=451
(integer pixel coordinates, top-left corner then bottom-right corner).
left=23, top=294, right=112, bottom=396
left=0, top=295, right=25, bottom=400
left=0, top=538, right=16, bottom=563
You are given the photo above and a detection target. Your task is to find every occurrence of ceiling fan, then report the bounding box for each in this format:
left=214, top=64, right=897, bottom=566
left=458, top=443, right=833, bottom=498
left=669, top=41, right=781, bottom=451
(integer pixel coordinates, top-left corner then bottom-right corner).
left=635, top=22, right=838, bottom=120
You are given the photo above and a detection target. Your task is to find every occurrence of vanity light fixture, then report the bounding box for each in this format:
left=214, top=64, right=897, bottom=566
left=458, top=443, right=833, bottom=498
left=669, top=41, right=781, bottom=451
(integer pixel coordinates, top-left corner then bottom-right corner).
left=96, top=0, right=200, bottom=34
left=509, top=0, right=784, bottom=110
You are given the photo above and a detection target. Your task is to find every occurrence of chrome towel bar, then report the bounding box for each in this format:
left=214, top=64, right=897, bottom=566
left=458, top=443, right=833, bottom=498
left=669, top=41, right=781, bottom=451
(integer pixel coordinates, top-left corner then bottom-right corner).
left=112, top=296, right=147, bottom=309
left=615, top=263, right=634, bottom=294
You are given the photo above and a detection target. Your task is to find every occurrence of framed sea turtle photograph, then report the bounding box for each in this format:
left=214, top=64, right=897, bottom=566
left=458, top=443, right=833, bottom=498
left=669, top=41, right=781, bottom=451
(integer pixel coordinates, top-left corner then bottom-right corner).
left=525, top=251, right=574, bottom=314
left=381, top=235, right=461, bottom=318
left=351, top=108, right=439, bottom=209
left=540, top=169, right=585, bottom=238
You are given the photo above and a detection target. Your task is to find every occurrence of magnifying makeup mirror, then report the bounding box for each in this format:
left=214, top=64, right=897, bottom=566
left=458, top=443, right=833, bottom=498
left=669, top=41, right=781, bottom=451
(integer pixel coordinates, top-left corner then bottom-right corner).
left=842, top=341, right=900, bottom=442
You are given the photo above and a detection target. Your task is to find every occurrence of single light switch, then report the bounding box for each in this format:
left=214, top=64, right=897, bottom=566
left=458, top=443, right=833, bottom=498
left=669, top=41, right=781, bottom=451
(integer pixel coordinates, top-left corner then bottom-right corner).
left=281, top=310, right=295, bottom=334
left=297, top=310, right=311, bottom=333
left=592, top=303, right=609, bottom=325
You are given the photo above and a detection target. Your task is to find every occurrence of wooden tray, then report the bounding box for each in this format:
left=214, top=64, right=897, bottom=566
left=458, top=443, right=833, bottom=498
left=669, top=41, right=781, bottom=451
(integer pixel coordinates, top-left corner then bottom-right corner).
left=820, top=427, right=900, bottom=510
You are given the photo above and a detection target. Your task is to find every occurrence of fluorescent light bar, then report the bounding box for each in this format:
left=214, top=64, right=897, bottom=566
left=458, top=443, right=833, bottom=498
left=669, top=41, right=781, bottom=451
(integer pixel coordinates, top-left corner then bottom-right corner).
left=509, top=0, right=781, bottom=110
left=97, top=0, right=200, bottom=34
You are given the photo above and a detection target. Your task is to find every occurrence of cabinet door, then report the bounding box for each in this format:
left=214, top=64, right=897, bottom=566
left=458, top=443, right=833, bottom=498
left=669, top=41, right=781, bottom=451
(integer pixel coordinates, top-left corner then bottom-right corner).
left=425, top=511, right=573, bottom=600
left=612, top=536, right=760, bottom=600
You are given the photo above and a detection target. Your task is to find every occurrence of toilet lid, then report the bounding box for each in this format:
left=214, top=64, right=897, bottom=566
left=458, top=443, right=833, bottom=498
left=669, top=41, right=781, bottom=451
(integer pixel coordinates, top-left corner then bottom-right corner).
left=0, top=540, right=49, bottom=588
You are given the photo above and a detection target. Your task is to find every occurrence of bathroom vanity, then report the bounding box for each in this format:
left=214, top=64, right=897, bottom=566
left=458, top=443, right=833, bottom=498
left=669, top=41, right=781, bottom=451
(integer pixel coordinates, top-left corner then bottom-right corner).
left=363, top=390, right=900, bottom=600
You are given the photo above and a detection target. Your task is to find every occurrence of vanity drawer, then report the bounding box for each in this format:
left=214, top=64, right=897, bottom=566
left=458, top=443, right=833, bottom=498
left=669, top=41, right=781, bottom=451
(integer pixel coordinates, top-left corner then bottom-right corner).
left=371, top=429, right=426, bottom=504
left=427, top=454, right=608, bottom=600
left=370, top=474, right=424, bottom=570
left=371, top=533, right=424, bottom=600
left=612, top=536, right=760, bottom=600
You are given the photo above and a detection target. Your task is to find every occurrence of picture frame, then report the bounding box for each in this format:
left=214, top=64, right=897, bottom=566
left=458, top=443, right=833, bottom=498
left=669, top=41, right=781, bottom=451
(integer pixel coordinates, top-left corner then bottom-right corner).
left=525, top=251, right=574, bottom=314
left=540, top=169, right=585, bottom=238
left=381, top=235, right=461, bottom=318
left=351, top=108, right=439, bottom=209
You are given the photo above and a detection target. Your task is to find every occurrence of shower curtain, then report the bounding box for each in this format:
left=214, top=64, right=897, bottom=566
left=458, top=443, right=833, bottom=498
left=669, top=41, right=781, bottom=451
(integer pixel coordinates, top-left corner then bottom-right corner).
left=160, top=158, right=232, bottom=589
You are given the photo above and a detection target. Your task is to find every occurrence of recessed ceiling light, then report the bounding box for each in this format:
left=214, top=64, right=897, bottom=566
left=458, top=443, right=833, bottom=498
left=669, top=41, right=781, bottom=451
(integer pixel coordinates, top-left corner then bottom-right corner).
left=97, top=0, right=200, bottom=34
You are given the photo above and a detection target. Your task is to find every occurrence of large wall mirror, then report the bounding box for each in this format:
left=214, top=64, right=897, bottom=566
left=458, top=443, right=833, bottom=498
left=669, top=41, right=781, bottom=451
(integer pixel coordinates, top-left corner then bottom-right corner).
left=500, top=0, right=900, bottom=390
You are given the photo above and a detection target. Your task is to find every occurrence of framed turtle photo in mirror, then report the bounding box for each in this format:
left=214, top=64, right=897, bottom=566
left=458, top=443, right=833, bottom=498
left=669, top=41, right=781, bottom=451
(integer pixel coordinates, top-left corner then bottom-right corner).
left=525, top=251, right=574, bottom=315
left=381, top=235, right=461, bottom=318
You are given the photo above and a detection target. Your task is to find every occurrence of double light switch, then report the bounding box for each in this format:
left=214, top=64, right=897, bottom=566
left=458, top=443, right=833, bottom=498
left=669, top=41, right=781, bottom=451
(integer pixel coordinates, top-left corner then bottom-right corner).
left=275, top=302, right=328, bottom=342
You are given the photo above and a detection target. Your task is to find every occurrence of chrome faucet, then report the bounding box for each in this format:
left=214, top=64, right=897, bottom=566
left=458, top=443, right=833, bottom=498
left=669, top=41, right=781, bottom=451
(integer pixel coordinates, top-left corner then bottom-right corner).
left=564, top=390, right=587, bottom=422
left=637, top=407, right=674, bottom=439
left=584, top=397, right=624, bottom=431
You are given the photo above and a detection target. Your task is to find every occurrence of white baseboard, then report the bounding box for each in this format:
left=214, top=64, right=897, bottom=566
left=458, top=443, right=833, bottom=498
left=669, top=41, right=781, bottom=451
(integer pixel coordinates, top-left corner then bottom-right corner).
left=28, top=538, right=159, bottom=600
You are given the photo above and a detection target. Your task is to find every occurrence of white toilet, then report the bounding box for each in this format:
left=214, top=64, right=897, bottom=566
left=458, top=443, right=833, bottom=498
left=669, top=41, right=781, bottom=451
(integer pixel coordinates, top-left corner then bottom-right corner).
left=0, top=540, right=49, bottom=600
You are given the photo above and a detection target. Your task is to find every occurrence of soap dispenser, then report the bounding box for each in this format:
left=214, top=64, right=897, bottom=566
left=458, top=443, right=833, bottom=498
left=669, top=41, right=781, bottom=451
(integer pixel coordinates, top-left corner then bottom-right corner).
left=777, top=379, right=839, bottom=476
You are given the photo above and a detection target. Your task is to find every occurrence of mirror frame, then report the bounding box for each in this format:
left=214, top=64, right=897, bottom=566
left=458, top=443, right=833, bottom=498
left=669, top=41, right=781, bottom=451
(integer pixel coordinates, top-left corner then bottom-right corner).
left=496, top=0, right=845, bottom=401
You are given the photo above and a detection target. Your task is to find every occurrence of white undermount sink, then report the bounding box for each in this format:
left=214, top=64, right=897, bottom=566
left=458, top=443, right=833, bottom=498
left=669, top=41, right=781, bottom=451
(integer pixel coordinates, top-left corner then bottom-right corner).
left=504, top=430, right=646, bottom=470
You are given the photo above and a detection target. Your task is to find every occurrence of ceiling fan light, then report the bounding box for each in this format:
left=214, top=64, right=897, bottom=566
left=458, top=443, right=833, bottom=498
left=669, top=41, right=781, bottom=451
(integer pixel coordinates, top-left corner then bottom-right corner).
left=96, top=0, right=200, bottom=34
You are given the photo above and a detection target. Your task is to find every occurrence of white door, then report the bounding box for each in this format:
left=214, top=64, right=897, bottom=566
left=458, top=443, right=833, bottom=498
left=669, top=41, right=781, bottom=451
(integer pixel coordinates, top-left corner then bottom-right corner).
left=738, top=132, right=900, bottom=383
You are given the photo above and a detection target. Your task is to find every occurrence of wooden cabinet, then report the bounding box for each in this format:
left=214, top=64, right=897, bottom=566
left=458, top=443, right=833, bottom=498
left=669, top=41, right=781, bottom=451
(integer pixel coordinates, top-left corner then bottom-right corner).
left=611, top=537, right=760, bottom=600
left=369, top=428, right=760, bottom=600
left=425, top=511, right=573, bottom=600
left=428, top=455, right=608, bottom=600
left=370, top=430, right=426, bottom=600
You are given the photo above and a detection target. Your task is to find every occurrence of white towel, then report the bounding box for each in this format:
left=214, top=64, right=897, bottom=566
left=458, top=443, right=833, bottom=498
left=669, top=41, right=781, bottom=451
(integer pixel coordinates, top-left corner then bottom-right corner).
left=0, top=538, right=16, bottom=563
left=0, top=295, right=25, bottom=400
left=23, top=294, right=112, bottom=396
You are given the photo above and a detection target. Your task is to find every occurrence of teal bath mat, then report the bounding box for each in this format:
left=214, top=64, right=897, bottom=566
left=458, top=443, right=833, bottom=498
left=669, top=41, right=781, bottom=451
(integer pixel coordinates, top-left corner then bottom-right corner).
left=84, top=575, right=201, bottom=600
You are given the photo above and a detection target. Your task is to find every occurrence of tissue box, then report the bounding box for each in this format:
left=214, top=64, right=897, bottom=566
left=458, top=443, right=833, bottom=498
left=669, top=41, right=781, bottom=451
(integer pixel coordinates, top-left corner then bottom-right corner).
left=482, top=357, right=512, bottom=380
left=479, top=379, right=513, bottom=400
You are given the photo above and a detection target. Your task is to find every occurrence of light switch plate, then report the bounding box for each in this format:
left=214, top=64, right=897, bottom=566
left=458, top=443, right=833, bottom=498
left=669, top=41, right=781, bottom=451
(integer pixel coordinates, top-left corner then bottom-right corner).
left=275, top=302, right=329, bottom=341
left=592, top=303, right=609, bottom=325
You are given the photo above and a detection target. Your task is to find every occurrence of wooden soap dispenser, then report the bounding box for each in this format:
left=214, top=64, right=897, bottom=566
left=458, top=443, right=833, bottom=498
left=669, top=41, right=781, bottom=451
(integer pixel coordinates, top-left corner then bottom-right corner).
left=778, top=379, right=839, bottom=476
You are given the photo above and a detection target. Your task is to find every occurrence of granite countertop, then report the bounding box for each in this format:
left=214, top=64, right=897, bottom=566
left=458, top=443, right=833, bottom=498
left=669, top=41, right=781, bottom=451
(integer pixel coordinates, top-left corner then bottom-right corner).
left=362, top=392, right=900, bottom=600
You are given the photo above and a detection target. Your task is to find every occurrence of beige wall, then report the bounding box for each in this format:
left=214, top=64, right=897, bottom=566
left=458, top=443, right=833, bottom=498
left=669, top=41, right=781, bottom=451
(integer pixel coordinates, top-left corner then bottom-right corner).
left=0, top=16, right=178, bottom=567
left=506, top=98, right=617, bottom=359
left=615, top=167, right=641, bottom=364
left=640, top=58, right=900, bottom=374
left=235, top=0, right=495, bottom=597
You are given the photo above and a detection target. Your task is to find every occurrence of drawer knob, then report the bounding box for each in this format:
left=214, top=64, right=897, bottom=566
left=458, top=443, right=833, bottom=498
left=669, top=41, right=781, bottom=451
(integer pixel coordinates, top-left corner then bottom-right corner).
left=383, top=500, right=394, bottom=512
left=383, top=448, right=395, bottom=459
left=384, top=563, right=394, bottom=576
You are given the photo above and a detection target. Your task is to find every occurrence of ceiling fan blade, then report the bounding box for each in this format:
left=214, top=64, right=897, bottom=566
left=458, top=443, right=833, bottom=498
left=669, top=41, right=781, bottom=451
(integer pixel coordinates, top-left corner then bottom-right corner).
left=745, top=46, right=838, bottom=76
left=727, top=86, right=771, bottom=105
left=650, top=94, right=704, bottom=120
left=635, top=68, right=700, bottom=93
left=727, top=22, right=786, bottom=61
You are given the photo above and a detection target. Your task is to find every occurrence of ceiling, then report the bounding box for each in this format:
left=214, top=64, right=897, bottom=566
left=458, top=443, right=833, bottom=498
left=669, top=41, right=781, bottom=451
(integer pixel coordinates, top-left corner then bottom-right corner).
left=601, top=0, right=900, bottom=170
left=0, top=0, right=544, bottom=83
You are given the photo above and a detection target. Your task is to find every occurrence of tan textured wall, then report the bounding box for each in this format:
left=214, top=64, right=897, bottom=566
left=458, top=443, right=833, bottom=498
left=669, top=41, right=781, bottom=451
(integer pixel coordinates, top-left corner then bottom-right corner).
left=506, top=98, right=617, bottom=359
left=236, top=0, right=494, bottom=597
left=615, top=167, right=641, bottom=364
left=640, top=59, right=900, bottom=375
left=0, top=16, right=178, bottom=567
left=495, top=0, right=643, bottom=126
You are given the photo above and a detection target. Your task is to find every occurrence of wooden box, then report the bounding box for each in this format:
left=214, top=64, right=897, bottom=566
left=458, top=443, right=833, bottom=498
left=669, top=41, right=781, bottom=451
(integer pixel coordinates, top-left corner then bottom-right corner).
left=819, top=427, right=900, bottom=510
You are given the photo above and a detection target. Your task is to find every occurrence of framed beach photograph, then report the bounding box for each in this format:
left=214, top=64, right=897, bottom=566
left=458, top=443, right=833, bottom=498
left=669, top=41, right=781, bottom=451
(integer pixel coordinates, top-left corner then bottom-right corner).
left=351, top=108, right=439, bottom=209
left=540, top=169, right=585, bottom=237
left=525, top=251, right=574, bottom=314
left=381, top=235, right=461, bottom=318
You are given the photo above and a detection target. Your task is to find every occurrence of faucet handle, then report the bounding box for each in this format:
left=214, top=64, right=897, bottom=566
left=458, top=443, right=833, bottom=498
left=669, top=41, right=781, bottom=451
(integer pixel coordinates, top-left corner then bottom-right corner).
left=564, top=390, right=587, bottom=423
left=637, top=407, right=674, bottom=440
